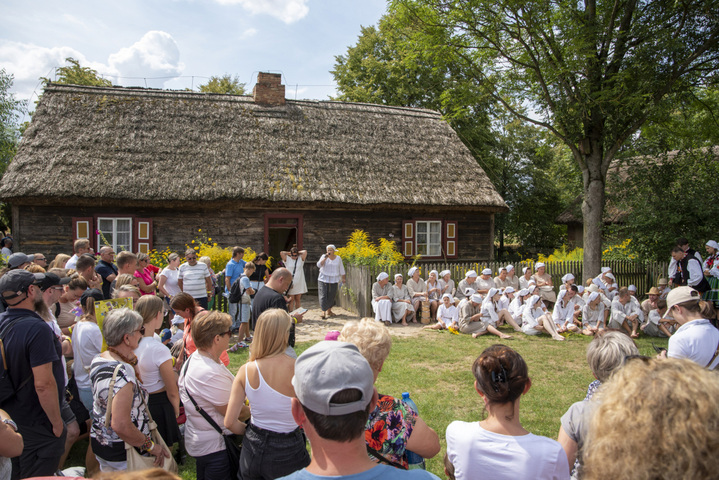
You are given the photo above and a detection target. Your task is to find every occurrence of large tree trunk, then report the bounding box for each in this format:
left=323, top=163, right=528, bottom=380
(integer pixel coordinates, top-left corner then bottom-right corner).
left=582, top=157, right=606, bottom=279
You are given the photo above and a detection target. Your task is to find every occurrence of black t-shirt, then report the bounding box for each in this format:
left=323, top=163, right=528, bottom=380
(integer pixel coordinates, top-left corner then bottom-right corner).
left=251, top=286, right=295, bottom=347
left=95, top=260, right=118, bottom=299
left=0, top=308, right=64, bottom=427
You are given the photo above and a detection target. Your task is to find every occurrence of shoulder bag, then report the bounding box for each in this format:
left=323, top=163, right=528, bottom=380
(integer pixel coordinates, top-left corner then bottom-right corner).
left=106, top=363, right=178, bottom=473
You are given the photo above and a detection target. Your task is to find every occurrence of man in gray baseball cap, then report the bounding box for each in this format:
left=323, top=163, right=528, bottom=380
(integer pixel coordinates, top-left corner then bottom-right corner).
left=281, top=341, right=439, bottom=479
left=6, top=252, right=34, bottom=270
left=659, top=286, right=719, bottom=369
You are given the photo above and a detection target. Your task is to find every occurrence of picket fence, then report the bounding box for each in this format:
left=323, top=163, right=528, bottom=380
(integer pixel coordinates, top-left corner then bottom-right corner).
left=337, top=260, right=669, bottom=318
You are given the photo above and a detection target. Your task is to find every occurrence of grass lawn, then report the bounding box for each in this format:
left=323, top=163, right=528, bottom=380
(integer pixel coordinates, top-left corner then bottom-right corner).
left=67, top=329, right=668, bottom=479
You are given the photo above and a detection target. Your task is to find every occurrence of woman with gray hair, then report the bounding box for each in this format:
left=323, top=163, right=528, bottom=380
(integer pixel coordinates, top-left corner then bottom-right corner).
left=556, top=331, right=639, bottom=478
left=158, top=253, right=182, bottom=303
left=89, top=308, right=170, bottom=471
left=316, top=245, right=346, bottom=318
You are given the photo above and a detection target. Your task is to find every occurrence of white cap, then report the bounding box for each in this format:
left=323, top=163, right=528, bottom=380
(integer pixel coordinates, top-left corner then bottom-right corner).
left=486, top=288, right=500, bottom=299
left=482, top=268, right=492, bottom=276
left=439, top=270, right=451, bottom=277
left=518, top=288, right=529, bottom=297
left=605, top=273, right=615, bottom=281
left=561, top=273, right=575, bottom=283
left=522, top=266, right=530, bottom=274
left=601, top=267, right=611, bottom=274
left=376, top=272, right=389, bottom=282
left=470, top=293, right=483, bottom=304
left=588, top=292, right=600, bottom=302
left=506, top=265, right=514, bottom=272
left=707, top=240, right=719, bottom=250
left=442, top=293, right=452, bottom=300
left=429, top=270, right=438, bottom=277
left=535, top=262, right=545, bottom=269
left=504, top=287, right=515, bottom=294
left=408, top=267, right=418, bottom=277
left=465, top=270, right=477, bottom=278
left=464, top=287, right=476, bottom=297
left=577, top=285, right=584, bottom=294
left=394, top=273, right=403, bottom=281
left=628, top=284, right=637, bottom=292
left=664, top=286, right=701, bottom=318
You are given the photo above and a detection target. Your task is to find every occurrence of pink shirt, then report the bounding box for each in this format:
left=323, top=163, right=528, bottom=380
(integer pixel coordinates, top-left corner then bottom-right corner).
left=134, top=268, right=155, bottom=295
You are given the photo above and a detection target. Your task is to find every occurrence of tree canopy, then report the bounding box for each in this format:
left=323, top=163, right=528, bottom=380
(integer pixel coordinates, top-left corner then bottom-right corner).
left=392, top=0, right=719, bottom=275
left=198, top=75, right=246, bottom=95
left=0, top=69, right=26, bottom=178
left=42, top=57, right=112, bottom=87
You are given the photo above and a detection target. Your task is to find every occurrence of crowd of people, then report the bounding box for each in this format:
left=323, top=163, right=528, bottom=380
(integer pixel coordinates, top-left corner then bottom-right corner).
left=1, top=235, right=718, bottom=480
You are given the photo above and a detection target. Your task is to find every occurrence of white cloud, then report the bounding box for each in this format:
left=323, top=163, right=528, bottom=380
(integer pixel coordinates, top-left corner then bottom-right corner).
left=239, top=28, right=258, bottom=39
left=0, top=31, right=184, bottom=103
left=213, top=0, right=309, bottom=24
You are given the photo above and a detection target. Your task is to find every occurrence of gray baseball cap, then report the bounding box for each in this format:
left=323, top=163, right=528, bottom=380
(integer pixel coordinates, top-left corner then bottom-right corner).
left=7, top=253, right=35, bottom=269
left=292, top=341, right=374, bottom=416
left=0, top=269, right=39, bottom=299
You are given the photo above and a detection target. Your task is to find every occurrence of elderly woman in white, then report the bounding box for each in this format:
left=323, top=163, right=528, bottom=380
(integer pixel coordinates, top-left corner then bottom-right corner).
left=518, top=266, right=533, bottom=290
left=509, top=288, right=531, bottom=324
left=438, top=270, right=456, bottom=302
left=505, top=265, right=520, bottom=290
left=316, top=244, right=346, bottom=318
left=371, top=272, right=394, bottom=326
left=425, top=270, right=441, bottom=321
left=559, top=273, right=575, bottom=291
left=407, top=266, right=428, bottom=321
left=457, top=270, right=480, bottom=301
left=390, top=273, right=414, bottom=326
left=552, top=287, right=581, bottom=333
left=531, top=262, right=556, bottom=306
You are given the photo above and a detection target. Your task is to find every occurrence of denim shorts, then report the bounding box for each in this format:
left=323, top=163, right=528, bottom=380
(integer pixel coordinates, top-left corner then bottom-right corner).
left=239, top=423, right=310, bottom=480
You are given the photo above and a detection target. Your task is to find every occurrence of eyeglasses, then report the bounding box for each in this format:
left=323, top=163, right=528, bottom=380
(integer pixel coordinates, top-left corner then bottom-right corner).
left=35, top=257, right=47, bottom=262
left=186, top=256, right=197, bottom=260
left=133, top=326, right=146, bottom=335
left=220, top=329, right=232, bottom=337
left=51, top=286, right=64, bottom=291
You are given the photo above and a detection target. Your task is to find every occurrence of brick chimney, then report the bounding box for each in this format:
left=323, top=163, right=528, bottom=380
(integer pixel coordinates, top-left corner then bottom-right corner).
left=253, top=72, right=285, bottom=106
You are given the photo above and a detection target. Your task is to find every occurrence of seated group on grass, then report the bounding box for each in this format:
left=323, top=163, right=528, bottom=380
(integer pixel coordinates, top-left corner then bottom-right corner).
left=372, top=264, right=707, bottom=342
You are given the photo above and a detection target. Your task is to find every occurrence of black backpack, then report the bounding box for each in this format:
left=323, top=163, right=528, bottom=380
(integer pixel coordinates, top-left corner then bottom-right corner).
left=228, top=275, right=246, bottom=304
left=0, top=316, right=34, bottom=405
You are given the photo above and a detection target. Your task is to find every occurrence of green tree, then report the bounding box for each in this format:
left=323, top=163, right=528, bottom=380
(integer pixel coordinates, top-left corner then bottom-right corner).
left=198, top=75, right=246, bottom=95
left=333, top=13, right=571, bottom=255
left=0, top=69, right=26, bottom=178
left=42, top=57, right=112, bottom=87
left=611, top=149, right=719, bottom=261
left=393, top=0, right=719, bottom=276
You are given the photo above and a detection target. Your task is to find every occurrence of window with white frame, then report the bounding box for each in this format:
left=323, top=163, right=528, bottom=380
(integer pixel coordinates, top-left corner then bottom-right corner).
left=97, top=217, right=132, bottom=252
left=416, top=221, right=442, bottom=257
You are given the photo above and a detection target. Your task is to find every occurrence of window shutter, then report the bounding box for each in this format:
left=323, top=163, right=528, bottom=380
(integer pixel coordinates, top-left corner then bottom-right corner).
left=402, top=220, right=414, bottom=258
left=134, top=218, right=153, bottom=254
left=444, top=220, right=458, bottom=259
left=72, top=217, right=94, bottom=249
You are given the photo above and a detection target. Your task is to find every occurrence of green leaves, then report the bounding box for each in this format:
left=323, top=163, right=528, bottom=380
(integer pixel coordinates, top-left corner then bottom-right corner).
left=198, top=75, right=246, bottom=95
left=42, top=57, right=112, bottom=87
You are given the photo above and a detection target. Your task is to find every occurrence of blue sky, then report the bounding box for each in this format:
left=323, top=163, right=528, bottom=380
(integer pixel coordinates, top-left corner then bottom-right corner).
left=1, top=0, right=388, bottom=110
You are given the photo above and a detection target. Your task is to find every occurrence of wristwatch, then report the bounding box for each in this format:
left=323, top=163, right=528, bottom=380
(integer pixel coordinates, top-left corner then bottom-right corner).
left=3, top=418, right=17, bottom=432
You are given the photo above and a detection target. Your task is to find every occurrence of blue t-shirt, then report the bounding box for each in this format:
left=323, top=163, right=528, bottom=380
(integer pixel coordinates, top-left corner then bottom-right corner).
left=0, top=308, right=64, bottom=427
left=278, top=464, right=440, bottom=480
left=225, top=258, right=246, bottom=294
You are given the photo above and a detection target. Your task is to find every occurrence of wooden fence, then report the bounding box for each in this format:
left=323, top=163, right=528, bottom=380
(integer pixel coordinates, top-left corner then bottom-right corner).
left=338, top=260, right=670, bottom=318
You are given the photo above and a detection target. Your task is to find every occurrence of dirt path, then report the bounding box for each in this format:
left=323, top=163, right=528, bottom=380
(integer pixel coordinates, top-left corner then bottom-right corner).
left=294, top=295, right=428, bottom=341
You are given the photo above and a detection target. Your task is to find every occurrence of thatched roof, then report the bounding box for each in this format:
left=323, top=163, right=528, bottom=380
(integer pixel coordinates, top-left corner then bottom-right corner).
left=0, top=84, right=507, bottom=211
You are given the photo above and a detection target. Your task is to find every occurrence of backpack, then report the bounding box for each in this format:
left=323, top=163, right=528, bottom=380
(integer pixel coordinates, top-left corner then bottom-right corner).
left=228, top=275, right=247, bottom=304
left=0, top=316, right=34, bottom=405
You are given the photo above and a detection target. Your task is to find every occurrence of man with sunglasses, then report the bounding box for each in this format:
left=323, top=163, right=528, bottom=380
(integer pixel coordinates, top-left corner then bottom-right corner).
left=659, top=286, right=719, bottom=369
left=178, top=248, right=213, bottom=309
left=0, top=270, right=66, bottom=478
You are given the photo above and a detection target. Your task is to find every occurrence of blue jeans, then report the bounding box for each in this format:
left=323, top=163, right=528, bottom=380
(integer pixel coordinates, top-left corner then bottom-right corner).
left=240, top=423, right=310, bottom=480
left=195, top=449, right=231, bottom=480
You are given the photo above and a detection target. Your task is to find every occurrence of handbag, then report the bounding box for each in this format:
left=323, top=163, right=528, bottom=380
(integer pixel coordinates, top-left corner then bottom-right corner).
left=181, top=356, right=242, bottom=479
left=106, top=363, right=178, bottom=473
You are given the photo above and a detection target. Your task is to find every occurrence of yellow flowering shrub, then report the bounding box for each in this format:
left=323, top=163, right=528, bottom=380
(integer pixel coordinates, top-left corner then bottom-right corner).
left=530, top=245, right=584, bottom=263
left=337, top=230, right=406, bottom=267
left=602, top=239, right=637, bottom=260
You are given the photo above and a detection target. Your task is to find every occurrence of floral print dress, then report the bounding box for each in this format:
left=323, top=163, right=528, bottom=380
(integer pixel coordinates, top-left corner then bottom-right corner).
left=365, top=393, right=418, bottom=469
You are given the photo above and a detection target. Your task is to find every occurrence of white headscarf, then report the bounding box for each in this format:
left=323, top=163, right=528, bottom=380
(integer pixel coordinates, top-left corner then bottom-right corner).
left=442, top=293, right=452, bottom=300
left=429, top=270, right=438, bottom=278
left=465, top=270, right=478, bottom=279
left=394, top=273, right=403, bottom=281
left=470, top=293, right=483, bottom=304
left=482, top=268, right=492, bottom=276
left=326, top=244, right=336, bottom=252
left=464, top=287, right=477, bottom=297
left=504, top=287, right=515, bottom=295
left=439, top=270, right=451, bottom=278
left=506, top=265, right=514, bottom=273
left=376, top=272, right=389, bottom=282
left=588, top=291, right=600, bottom=303
left=535, top=262, right=546, bottom=270
left=518, top=288, right=530, bottom=297
left=408, top=267, right=418, bottom=277
left=561, top=273, right=575, bottom=283
left=526, top=294, right=543, bottom=310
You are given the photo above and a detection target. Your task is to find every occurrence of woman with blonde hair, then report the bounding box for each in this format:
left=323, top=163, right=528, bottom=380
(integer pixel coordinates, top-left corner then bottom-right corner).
left=446, top=345, right=569, bottom=479
left=340, top=318, right=440, bottom=469
left=49, top=253, right=71, bottom=270
left=135, top=295, right=181, bottom=449
left=179, top=311, right=238, bottom=480
left=115, top=273, right=140, bottom=290
left=158, top=253, right=182, bottom=303
left=224, top=308, right=309, bottom=480
left=582, top=358, right=719, bottom=480
left=57, top=275, right=88, bottom=334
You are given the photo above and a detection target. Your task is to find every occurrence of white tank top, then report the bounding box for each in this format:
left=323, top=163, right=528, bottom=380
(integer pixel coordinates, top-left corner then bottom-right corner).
left=245, top=361, right=297, bottom=433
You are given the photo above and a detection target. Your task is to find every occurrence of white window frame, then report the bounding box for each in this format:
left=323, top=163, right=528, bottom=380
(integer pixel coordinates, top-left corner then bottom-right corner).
left=415, top=220, right=442, bottom=257
left=97, top=217, right=133, bottom=253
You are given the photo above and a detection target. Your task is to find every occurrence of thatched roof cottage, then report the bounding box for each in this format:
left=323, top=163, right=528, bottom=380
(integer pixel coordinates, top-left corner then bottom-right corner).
left=0, top=73, right=506, bottom=266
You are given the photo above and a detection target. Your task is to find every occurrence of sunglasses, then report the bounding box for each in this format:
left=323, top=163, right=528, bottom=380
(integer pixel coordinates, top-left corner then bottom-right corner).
left=133, top=326, right=146, bottom=335
left=186, top=256, right=197, bottom=260
left=220, top=329, right=232, bottom=337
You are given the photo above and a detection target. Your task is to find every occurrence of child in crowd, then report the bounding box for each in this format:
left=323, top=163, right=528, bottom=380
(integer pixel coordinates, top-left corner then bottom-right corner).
left=423, top=293, right=459, bottom=331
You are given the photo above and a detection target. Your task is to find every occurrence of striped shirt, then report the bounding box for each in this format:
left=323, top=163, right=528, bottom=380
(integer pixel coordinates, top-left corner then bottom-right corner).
left=178, top=262, right=210, bottom=299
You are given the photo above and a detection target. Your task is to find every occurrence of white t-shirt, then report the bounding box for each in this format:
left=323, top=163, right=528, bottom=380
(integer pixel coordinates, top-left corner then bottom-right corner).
left=446, top=421, right=569, bottom=480
left=65, top=254, right=79, bottom=270
left=136, top=336, right=173, bottom=393
left=667, top=319, right=719, bottom=369
left=179, top=351, right=234, bottom=457
left=71, top=320, right=103, bottom=390
left=159, top=267, right=181, bottom=297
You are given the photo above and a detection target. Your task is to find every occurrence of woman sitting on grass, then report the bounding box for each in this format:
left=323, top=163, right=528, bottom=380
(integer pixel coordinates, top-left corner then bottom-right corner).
left=446, top=345, right=569, bottom=480
left=423, top=293, right=458, bottom=331
left=481, top=288, right=522, bottom=332
left=580, top=292, right=606, bottom=336
left=521, top=295, right=565, bottom=341
left=508, top=288, right=530, bottom=325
